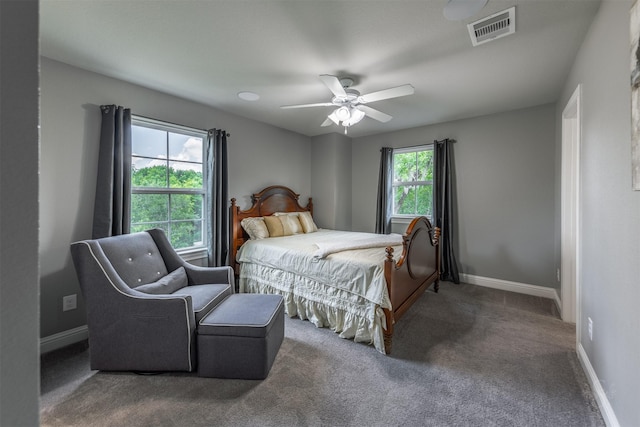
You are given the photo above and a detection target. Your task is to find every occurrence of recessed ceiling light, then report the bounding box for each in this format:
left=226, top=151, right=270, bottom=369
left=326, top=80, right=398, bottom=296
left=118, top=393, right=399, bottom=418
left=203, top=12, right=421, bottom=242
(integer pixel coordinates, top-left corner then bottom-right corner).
left=238, top=91, right=260, bottom=101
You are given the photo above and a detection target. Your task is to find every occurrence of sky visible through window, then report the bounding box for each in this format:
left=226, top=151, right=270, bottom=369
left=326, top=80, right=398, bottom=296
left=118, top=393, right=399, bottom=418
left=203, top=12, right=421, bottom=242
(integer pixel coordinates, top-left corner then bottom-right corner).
left=132, top=126, right=203, bottom=173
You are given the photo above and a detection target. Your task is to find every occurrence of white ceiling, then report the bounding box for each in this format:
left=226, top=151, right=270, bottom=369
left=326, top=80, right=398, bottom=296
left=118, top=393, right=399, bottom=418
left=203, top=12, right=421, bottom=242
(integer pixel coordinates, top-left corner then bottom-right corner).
left=40, top=0, right=600, bottom=138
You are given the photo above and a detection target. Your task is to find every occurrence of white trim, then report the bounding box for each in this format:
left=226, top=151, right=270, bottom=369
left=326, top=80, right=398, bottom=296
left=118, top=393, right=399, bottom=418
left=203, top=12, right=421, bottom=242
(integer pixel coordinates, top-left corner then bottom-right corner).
left=577, top=343, right=620, bottom=427
left=460, top=273, right=559, bottom=300
left=394, top=144, right=432, bottom=154
left=40, top=325, right=88, bottom=354
left=391, top=216, right=414, bottom=225
left=132, top=115, right=207, bottom=138
left=179, top=247, right=208, bottom=262
left=560, top=84, right=581, bottom=324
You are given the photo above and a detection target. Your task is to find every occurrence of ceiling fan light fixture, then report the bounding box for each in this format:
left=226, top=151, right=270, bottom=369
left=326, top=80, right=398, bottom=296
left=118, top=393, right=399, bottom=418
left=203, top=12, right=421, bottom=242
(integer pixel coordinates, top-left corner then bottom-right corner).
left=335, top=106, right=351, bottom=122
left=344, top=107, right=365, bottom=126
left=328, top=110, right=340, bottom=125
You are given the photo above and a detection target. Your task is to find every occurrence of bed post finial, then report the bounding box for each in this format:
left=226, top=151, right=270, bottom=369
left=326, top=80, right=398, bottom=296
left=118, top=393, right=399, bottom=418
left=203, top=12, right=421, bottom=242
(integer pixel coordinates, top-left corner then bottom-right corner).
left=385, top=246, right=394, bottom=262
left=433, top=227, right=441, bottom=246
left=231, top=198, right=236, bottom=207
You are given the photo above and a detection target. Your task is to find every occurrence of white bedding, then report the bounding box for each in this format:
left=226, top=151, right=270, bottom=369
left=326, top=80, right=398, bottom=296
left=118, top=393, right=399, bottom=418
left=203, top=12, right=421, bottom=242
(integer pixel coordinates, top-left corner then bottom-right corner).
left=237, top=229, right=402, bottom=353
left=312, top=232, right=403, bottom=260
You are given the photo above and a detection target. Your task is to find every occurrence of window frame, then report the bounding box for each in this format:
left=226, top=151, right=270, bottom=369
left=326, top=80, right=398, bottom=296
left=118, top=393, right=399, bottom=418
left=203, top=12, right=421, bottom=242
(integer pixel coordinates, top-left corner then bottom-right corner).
left=130, top=116, right=208, bottom=253
left=391, top=144, right=434, bottom=221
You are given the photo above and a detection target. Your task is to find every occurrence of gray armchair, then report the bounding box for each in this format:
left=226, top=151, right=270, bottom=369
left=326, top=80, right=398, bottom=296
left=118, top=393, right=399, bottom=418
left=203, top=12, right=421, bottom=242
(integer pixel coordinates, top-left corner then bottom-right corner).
left=70, top=229, right=234, bottom=372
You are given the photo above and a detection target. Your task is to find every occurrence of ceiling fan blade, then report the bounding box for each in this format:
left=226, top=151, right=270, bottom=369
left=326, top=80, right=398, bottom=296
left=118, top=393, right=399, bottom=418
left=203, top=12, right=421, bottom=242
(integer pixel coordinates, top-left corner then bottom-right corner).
left=280, top=102, right=334, bottom=109
left=359, top=105, right=392, bottom=123
left=321, top=117, right=334, bottom=127
left=359, top=84, right=415, bottom=103
left=319, top=74, right=347, bottom=98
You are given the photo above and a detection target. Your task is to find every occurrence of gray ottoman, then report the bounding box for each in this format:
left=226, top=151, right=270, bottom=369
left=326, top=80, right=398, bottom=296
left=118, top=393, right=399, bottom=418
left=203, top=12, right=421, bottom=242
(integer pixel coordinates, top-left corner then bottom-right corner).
left=197, top=293, right=284, bottom=379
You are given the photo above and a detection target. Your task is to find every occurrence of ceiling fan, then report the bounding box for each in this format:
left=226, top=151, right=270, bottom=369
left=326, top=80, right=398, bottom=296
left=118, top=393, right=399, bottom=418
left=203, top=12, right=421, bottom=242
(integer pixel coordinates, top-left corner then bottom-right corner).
left=280, top=75, right=414, bottom=133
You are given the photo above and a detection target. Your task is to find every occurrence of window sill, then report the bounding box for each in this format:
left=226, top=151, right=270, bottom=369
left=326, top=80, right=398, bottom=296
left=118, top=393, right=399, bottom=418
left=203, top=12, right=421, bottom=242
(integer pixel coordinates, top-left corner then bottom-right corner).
left=391, top=216, right=415, bottom=225
left=177, top=247, right=208, bottom=262
left=391, top=216, right=433, bottom=224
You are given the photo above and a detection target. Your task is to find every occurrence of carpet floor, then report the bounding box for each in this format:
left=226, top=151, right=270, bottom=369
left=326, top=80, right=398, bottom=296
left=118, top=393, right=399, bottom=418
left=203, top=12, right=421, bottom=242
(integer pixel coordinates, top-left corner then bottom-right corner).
left=40, top=282, right=604, bottom=426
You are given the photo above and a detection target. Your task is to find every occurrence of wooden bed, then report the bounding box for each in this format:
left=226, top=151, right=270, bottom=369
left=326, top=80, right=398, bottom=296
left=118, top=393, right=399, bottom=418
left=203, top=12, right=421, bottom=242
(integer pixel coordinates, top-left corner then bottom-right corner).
left=230, top=185, right=440, bottom=354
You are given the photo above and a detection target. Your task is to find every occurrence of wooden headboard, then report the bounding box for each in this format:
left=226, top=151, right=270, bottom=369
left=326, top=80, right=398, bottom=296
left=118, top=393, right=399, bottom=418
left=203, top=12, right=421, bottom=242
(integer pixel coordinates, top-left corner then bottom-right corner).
left=229, top=185, right=313, bottom=275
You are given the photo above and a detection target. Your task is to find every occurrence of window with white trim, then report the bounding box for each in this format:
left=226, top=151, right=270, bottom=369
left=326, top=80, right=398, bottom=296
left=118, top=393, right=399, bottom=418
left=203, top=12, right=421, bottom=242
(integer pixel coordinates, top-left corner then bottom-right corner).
left=392, top=145, right=434, bottom=219
left=131, top=117, right=207, bottom=251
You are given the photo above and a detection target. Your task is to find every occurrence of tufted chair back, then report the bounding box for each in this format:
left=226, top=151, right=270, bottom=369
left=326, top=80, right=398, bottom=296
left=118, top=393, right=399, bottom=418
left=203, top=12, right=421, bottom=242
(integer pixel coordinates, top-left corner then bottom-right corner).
left=97, top=232, right=169, bottom=290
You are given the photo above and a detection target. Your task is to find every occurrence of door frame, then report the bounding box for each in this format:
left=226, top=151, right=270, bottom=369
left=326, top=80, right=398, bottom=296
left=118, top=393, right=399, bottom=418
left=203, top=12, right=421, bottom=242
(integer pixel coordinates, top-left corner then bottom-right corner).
left=560, top=84, right=581, bottom=327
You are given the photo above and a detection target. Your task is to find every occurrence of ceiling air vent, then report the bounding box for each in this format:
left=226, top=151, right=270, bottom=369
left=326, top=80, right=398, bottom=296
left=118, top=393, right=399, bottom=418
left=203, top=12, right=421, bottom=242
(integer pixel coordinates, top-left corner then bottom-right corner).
left=468, top=7, right=515, bottom=46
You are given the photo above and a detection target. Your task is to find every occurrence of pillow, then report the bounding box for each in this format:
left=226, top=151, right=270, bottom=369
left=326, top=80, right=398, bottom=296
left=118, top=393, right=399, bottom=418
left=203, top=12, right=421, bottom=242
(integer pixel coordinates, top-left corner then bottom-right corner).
left=279, top=214, right=303, bottom=235
left=241, top=217, right=269, bottom=240
left=135, top=266, right=188, bottom=295
left=298, top=211, right=318, bottom=233
left=263, top=215, right=285, bottom=237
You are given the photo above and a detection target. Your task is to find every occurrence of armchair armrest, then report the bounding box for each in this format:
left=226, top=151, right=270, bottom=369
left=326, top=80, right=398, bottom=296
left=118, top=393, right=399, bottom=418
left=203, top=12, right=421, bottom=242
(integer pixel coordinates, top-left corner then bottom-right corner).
left=146, top=228, right=234, bottom=289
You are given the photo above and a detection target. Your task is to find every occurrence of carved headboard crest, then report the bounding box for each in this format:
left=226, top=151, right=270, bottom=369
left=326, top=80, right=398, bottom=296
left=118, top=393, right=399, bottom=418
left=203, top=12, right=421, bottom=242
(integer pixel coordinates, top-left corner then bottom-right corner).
left=229, top=185, right=313, bottom=274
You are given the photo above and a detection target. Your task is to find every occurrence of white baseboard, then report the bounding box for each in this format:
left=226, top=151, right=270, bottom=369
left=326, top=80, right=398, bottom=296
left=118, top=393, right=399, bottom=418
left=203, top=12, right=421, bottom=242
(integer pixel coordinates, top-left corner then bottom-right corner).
left=460, top=273, right=560, bottom=302
left=577, top=343, right=620, bottom=427
left=40, top=325, right=88, bottom=354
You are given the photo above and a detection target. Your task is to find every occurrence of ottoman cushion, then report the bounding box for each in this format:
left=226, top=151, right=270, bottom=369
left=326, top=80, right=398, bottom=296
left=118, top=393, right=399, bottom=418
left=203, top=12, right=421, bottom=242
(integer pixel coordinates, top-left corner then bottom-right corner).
left=199, top=293, right=282, bottom=337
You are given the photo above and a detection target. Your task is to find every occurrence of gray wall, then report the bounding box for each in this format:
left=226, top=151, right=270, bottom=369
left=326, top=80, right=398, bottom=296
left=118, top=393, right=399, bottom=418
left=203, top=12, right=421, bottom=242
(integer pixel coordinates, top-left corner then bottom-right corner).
left=352, top=104, right=557, bottom=288
left=40, top=58, right=311, bottom=338
left=310, top=133, right=352, bottom=230
left=557, top=1, right=639, bottom=425
left=0, top=0, right=40, bottom=424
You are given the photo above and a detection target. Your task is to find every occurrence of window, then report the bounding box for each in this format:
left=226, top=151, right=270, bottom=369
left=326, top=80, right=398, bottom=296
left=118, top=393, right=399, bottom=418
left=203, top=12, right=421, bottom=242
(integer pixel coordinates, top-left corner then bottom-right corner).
left=131, top=117, right=207, bottom=251
left=392, top=146, right=434, bottom=219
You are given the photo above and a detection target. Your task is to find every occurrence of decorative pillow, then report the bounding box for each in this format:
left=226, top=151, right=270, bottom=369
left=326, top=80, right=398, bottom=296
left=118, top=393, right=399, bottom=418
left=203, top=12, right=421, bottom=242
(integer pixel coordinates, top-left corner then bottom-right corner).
left=264, top=215, right=285, bottom=237
left=135, top=266, right=188, bottom=295
left=241, top=217, right=269, bottom=240
left=279, top=214, right=303, bottom=234
left=298, top=211, right=318, bottom=233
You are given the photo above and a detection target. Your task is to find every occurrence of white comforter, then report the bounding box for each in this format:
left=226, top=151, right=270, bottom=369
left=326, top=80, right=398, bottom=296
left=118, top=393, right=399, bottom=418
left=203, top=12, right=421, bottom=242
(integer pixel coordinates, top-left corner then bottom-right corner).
left=237, top=229, right=402, bottom=353
left=312, top=233, right=402, bottom=260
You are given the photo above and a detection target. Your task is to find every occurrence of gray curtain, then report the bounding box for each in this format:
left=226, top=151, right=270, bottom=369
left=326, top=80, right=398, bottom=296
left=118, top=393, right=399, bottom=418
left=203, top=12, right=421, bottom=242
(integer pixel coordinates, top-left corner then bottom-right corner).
left=206, top=129, right=229, bottom=267
left=375, top=147, right=394, bottom=234
left=92, top=105, right=132, bottom=239
left=434, top=138, right=460, bottom=283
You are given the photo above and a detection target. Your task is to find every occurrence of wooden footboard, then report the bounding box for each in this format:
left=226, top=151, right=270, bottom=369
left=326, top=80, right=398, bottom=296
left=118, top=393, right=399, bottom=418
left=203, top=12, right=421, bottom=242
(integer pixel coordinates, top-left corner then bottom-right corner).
left=383, top=217, right=440, bottom=354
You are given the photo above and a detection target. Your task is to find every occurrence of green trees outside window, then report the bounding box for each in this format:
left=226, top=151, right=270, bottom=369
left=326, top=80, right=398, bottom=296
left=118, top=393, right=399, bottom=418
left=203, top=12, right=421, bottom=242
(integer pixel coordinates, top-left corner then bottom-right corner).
left=393, top=148, right=434, bottom=218
left=131, top=166, right=205, bottom=250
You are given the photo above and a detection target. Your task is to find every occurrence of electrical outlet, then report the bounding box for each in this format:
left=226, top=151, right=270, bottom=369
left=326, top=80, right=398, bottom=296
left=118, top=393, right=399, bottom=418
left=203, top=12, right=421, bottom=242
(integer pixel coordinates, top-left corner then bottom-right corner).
left=588, top=317, right=593, bottom=341
left=556, top=268, right=561, bottom=282
left=62, top=294, right=77, bottom=312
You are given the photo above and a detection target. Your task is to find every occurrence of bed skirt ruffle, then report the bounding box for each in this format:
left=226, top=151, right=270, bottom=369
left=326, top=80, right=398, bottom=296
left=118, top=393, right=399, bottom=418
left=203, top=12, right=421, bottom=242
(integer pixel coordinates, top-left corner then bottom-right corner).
left=239, top=263, right=387, bottom=353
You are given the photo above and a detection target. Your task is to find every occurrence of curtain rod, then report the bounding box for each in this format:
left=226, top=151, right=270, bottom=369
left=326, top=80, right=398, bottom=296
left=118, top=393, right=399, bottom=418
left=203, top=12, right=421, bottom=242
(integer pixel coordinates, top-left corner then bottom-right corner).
left=386, top=138, right=454, bottom=152
left=132, top=114, right=230, bottom=137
